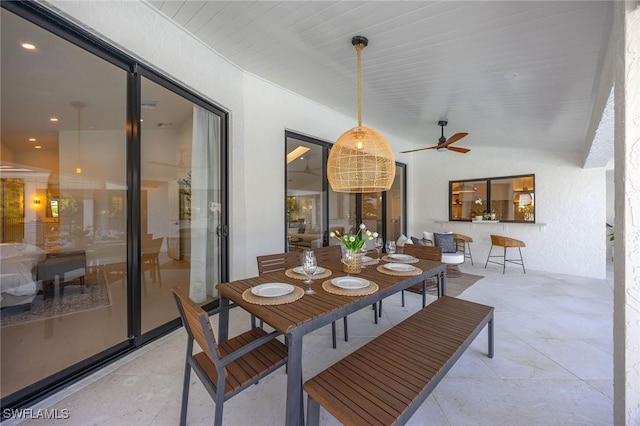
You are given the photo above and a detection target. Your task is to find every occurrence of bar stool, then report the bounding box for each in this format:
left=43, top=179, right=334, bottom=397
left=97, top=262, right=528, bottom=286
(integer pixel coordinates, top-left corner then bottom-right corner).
left=484, top=235, right=526, bottom=273
left=454, top=233, right=474, bottom=265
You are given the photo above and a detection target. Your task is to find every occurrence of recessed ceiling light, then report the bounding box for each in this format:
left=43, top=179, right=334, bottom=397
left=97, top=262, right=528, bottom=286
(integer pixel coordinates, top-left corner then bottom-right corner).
left=49, top=117, right=58, bottom=122
left=21, top=43, right=36, bottom=50
left=157, top=122, right=172, bottom=128
left=34, top=145, right=42, bottom=149
left=28, top=138, right=36, bottom=142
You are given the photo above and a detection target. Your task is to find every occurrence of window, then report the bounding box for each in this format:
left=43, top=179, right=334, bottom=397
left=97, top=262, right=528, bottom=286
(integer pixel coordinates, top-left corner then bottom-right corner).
left=285, top=131, right=406, bottom=250
left=449, top=174, right=535, bottom=223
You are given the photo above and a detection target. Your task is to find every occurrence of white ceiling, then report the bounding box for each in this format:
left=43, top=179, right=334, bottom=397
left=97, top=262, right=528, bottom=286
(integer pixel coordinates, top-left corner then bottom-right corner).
left=148, top=0, right=613, bottom=158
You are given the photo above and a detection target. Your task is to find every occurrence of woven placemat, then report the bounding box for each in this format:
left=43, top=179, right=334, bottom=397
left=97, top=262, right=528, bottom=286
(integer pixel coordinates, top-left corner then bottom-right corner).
left=381, top=255, right=419, bottom=264
left=376, top=264, right=423, bottom=276
left=321, top=279, right=379, bottom=296
left=362, top=257, right=380, bottom=266
left=285, top=268, right=332, bottom=281
left=242, top=285, right=305, bottom=305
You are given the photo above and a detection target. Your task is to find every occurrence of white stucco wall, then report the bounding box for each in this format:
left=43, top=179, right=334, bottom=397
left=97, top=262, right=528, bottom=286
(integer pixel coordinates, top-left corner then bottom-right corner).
left=45, top=0, right=606, bottom=280
left=613, top=2, right=640, bottom=423
left=409, top=148, right=606, bottom=279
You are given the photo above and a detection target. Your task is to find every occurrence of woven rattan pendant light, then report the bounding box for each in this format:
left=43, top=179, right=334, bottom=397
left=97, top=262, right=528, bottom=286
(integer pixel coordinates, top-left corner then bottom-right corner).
left=327, top=36, right=395, bottom=193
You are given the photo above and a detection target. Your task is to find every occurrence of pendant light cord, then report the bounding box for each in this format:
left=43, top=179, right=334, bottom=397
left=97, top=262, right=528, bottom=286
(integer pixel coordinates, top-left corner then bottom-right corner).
left=356, top=43, right=363, bottom=128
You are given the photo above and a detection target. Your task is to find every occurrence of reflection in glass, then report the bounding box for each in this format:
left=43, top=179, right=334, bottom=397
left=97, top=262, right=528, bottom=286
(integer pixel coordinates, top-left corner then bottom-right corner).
left=140, top=78, right=222, bottom=333
left=286, top=138, right=326, bottom=252
left=450, top=174, right=535, bottom=222
left=0, top=8, right=127, bottom=397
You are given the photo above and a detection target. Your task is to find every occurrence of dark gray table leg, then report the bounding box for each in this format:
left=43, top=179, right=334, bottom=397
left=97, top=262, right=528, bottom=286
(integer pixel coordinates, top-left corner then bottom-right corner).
left=286, top=333, right=304, bottom=426
left=488, top=315, right=494, bottom=358
left=218, top=296, right=230, bottom=342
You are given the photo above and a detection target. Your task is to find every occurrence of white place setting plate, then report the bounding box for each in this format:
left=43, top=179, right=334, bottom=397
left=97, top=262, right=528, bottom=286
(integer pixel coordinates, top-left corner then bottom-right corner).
left=293, top=266, right=326, bottom=275
left=389, top=254, right=415, bottom=262
left=331, top=276, right=370, bottom=290
left=383, top=263, right=416, bottom=272
left=251, top=283, right=295, bottom=298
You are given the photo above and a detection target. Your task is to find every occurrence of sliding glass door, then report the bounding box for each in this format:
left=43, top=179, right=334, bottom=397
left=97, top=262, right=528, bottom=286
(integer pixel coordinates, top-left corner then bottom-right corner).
left=139, top=78, right=224, bottom=333
left=0, top=3, right=228, bottom=409
left=0, top=7, right=129, bottom=398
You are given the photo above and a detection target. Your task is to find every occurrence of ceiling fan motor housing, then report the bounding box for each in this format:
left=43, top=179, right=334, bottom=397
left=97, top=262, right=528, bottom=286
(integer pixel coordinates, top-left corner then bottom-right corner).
left=438, top=120, right=448, bottom=144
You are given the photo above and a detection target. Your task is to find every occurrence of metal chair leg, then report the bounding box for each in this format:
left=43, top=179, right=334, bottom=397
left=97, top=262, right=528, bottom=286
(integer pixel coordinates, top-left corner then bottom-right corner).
left=503, top=246, right=507, bottom=273
left=484, top=245, right=494, bottom=269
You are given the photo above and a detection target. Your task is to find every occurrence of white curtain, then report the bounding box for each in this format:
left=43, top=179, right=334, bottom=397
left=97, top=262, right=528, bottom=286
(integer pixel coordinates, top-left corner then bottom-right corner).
left=188, top=105, right=221, bottom=303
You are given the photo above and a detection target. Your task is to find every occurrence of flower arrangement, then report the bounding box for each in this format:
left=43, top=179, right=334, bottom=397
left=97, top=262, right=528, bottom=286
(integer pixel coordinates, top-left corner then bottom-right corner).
left=330, top=224, right=378, bottom=252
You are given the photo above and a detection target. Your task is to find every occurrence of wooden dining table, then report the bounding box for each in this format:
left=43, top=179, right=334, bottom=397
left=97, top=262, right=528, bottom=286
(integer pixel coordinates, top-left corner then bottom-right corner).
left=216, top=257, right=447, bottom=426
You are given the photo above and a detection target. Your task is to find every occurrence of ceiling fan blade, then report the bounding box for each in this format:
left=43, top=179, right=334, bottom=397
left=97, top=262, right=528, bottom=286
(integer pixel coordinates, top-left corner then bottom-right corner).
left=400, top=145, right=438, bottom=154
left=447, top=146, right=471, bottom=154
left=442, top=132, right=469, bottom=147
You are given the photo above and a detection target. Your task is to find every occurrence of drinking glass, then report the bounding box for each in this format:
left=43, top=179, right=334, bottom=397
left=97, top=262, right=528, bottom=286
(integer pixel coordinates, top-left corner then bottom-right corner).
left=374, top=237, right=384, bottom=260
left=301, top=250, right=317, bottom=294
left=385, top=240, right=396, bottom=256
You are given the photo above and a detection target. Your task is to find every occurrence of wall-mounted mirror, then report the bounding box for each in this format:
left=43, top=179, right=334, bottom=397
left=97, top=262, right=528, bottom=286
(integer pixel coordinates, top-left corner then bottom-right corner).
left=449, top=174, right=535, bottom=223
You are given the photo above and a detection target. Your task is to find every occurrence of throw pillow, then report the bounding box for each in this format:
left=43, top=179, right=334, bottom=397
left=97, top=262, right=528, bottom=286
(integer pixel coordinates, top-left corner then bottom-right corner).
left=396, top=234, right=412, bottom=247
left=434, top=232, right=456, bottom=253
left=410, top=236, right=426, bottom=245
left=422, top=231, right=434, bottom=245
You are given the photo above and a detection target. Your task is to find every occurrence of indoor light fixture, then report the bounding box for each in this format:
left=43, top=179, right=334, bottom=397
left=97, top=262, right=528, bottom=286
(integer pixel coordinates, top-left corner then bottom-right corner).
left=71, top=101, right=86, bottom=174
left=327, top=36, right=395, bottom=193
left=287, top=146, right=311, bottom=164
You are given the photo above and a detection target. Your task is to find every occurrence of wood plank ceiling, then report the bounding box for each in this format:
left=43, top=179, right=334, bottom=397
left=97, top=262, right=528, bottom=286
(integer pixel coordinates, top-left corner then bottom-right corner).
left=149, top=1, right=612, bottom=157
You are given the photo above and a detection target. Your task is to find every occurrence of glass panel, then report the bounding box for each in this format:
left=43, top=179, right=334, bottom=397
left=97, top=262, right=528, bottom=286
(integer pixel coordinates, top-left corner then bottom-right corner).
left=286, top=138, right=325, bottom=251
left=386, top=165, right=405, bottom=242
left=492, top=175, right=535, bottom=222
left=328, top=192, right=355, bottom=246
left=1, top=9, right=127, bottom=396
left=140, top=78, right=222, bottom=332
left=450, top=180, right=487, bottom=220
left=450, top=174, right=534, bottom=222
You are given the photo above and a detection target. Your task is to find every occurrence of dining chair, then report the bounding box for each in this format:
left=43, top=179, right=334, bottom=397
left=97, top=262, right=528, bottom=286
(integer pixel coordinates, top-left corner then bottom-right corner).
left=312, top=245, right=351, bottom=348
left=171, top=287, right=289, bottom=426
left=394, top=244, right=443, bottom=308
left=256, top=251, right=301, bottom=274
left=254, top=251, right=302, bottom=329
left=141, top=236, right=164, bottom=287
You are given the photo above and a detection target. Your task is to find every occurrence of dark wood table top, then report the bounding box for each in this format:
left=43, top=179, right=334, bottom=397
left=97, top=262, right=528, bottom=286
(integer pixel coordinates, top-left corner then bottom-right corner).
left=216, top=258, right=445, bottom=335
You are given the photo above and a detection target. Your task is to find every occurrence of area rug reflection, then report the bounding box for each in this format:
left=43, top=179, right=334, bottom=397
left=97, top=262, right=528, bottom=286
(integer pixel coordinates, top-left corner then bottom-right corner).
left=1, top=272, right=112, bottom=327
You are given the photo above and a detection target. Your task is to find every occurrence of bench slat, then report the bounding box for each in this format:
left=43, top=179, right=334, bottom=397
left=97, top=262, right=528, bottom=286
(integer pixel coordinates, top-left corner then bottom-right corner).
left=304, top=296, right=494, bottom=426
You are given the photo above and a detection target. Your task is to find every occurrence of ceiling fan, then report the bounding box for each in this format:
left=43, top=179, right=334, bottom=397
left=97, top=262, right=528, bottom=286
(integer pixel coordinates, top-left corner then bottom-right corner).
left=148, top=149, right=187, bottom=169
left=400, top=120, right=470, bottom=154
left=289, top=156, right=321, bottom=176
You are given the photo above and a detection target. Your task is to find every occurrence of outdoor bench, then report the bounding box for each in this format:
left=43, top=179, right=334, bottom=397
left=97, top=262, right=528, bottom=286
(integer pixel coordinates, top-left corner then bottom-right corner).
left=303, top=295, right=494, bottom=426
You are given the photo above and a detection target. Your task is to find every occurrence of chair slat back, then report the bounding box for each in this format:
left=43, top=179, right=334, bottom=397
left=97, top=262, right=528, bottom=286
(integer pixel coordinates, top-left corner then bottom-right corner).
left=312, top=245, right=342, bottom=263
left=257, top=251, right=300, bottom=274
left=402, top=244, right=443, bottom=262
left=172, top=287, right=221, bottom=363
